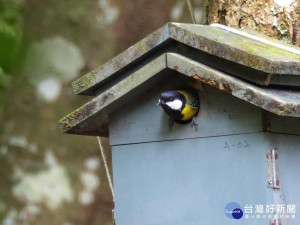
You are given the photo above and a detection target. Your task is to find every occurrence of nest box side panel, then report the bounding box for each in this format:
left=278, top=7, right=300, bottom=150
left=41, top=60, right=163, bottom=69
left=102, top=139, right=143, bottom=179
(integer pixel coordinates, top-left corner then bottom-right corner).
left=112, top=133, right=272, bottom=225
left=264, top=133, right=300, bottom=225
left=109, top=74, right=262, bottom=146
left=266, top=113, right=300, bottom=136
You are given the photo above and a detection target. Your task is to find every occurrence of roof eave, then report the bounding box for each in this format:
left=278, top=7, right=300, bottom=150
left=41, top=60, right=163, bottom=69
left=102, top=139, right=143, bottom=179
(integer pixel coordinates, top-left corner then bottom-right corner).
left=59, top=53, right=300, bottom=136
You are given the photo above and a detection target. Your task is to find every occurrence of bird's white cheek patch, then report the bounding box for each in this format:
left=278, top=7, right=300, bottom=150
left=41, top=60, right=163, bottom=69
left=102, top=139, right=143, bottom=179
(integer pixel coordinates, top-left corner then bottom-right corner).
left=166, top=99, right=183, bottom=111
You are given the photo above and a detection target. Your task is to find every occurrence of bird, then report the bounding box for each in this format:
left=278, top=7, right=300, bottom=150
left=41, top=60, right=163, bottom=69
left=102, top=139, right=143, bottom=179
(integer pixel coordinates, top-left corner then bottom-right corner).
left=157, top=89, right=199, bottom=130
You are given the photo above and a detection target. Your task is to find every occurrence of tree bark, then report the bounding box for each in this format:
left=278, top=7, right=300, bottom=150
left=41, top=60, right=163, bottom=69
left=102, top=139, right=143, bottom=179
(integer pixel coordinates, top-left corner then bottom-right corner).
left=207, top=0, right=300, bottom=47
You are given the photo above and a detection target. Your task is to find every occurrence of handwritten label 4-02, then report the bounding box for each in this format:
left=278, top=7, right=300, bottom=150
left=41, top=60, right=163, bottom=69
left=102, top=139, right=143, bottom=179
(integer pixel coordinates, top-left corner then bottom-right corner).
left=224, top=140, right=250, bottom=151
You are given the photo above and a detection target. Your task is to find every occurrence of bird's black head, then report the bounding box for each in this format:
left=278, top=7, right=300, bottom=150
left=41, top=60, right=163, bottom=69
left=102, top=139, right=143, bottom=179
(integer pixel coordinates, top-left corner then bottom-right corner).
left=157, top=91, right=185, bottom=114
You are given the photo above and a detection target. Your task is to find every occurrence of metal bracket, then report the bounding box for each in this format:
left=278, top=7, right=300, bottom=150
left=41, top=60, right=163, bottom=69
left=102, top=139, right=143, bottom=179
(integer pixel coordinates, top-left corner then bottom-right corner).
left=270, top=218, right=282, bottom=225
left=112, top=209, right=116, bottom=225
left=266, top=149, right=280, bottom=189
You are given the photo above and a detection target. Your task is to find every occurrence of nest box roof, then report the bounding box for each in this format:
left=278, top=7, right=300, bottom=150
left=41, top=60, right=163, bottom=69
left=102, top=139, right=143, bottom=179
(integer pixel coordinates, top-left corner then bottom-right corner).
left=58, top=23, right=300, bottom=137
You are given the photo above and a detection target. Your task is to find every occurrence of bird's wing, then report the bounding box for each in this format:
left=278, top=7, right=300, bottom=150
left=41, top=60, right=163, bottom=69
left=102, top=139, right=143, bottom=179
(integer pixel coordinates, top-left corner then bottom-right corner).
left=187, top=99, right=199, bottom=109
left=177, top=90, right=199, bottom=109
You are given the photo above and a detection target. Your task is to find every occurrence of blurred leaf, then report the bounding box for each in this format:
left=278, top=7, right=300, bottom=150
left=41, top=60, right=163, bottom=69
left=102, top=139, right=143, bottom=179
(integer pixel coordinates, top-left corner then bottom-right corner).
left=0, top=66, right=11, bottom=88
left=0, top=0, right=23, bottom=73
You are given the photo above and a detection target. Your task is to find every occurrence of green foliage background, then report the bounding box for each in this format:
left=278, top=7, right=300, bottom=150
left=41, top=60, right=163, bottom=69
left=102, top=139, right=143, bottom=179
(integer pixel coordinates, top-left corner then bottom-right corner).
left=0, top=0, right=206, bottom=224
left=0, top=0, right=23, bottom=88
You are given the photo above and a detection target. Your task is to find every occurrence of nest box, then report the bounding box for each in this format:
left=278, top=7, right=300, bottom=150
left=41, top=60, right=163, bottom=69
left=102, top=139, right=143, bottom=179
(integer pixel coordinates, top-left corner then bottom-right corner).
left=59, top=23, right=300, bottom=225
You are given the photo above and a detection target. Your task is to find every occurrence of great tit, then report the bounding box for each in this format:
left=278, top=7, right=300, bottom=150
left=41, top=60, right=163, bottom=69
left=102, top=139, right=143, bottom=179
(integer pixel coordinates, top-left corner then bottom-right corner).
left=157, top=89, right=199, bottom=130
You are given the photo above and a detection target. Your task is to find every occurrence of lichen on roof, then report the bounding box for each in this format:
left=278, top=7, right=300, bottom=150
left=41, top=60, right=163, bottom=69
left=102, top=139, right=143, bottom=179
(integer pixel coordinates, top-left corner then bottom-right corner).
left=71, top=23, right=300, bottom=96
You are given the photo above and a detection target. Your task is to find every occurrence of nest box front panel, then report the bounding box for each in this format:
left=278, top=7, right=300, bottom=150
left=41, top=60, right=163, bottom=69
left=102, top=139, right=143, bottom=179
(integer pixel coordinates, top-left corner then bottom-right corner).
left=112, top=133, right=272, bottom=225
left=109, top=74, right=262, bottom=146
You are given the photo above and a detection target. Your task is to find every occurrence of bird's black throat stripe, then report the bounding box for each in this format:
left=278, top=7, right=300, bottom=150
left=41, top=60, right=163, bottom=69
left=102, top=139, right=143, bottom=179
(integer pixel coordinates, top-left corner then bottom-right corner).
left=161, top=104, right=183, bottom=121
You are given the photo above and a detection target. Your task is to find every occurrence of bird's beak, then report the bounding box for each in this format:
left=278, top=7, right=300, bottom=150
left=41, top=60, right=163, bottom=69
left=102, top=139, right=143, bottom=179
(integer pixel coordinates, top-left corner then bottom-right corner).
left=157, top=99, right=162, bottom=106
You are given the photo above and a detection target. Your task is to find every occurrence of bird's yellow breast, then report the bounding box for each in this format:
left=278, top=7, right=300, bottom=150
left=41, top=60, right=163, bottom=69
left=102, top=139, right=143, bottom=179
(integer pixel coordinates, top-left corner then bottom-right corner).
left=177, top=90, right=199, bottom=121
left=181, top=103, right=199, bottom=121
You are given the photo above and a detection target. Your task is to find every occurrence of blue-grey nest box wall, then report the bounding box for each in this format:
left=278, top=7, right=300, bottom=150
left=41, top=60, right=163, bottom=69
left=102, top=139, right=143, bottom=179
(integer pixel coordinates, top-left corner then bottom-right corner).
left=59, top=23, right=300, bottom=225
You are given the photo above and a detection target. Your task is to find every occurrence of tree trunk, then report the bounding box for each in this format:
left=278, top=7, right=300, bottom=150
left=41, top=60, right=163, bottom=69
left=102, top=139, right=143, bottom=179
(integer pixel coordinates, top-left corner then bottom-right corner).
left=207, top=0, right=300, bottom=47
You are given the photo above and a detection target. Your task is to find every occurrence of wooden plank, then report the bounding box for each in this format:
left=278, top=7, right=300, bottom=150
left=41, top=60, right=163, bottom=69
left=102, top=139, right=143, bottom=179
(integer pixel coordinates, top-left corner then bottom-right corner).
left=72, top=23, right=300, bottom=95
